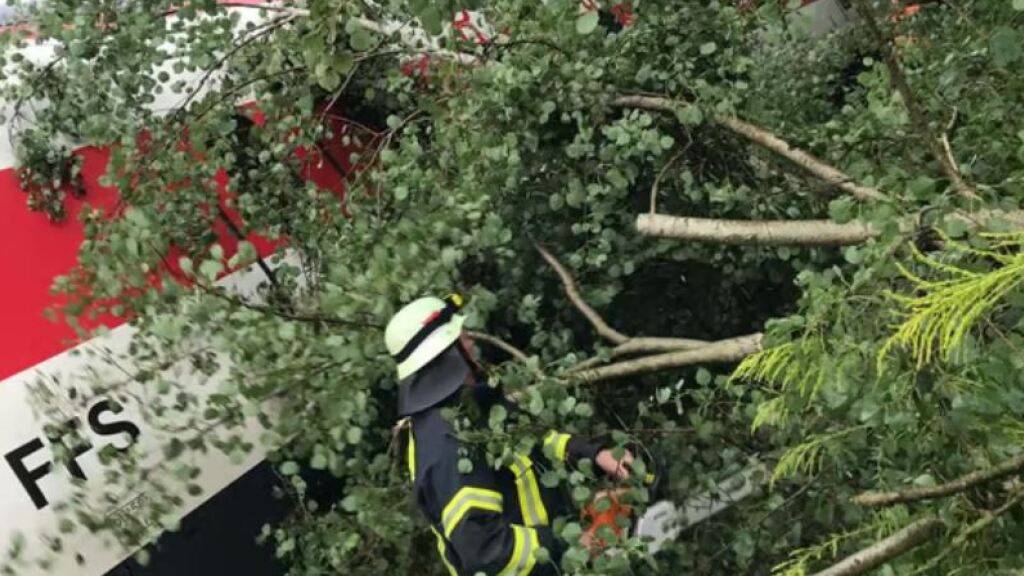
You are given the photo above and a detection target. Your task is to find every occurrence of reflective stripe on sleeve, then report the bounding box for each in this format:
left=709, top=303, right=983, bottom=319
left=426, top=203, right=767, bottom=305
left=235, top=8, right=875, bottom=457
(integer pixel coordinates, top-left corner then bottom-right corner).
left=542, top=431, right=572, bottom=461
left=499, top=525, right=540, bottom=576
left=429, top=527, right=458, bottom=576
left=441, top=487, right=504, bottom=537
left=508, top=455, right=549, bottom=527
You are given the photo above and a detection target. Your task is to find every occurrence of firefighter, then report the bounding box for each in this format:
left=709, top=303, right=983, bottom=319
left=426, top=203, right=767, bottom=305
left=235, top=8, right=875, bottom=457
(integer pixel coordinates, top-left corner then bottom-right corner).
left=385, top=294, right=634, bottom=575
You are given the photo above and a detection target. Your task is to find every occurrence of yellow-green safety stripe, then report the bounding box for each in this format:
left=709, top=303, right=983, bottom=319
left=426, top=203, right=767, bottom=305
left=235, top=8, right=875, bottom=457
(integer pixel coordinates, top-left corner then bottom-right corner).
left=499, top=525, right=540, bottom=576
left=508, top=454, right=549, bottom=527
left=407, top=428, right=417, bottom=481
left=429, top=526, right=458, bottom=576
left=441, top=486, right=504, bottom=537
left=542, top=431, right=572, bottom=462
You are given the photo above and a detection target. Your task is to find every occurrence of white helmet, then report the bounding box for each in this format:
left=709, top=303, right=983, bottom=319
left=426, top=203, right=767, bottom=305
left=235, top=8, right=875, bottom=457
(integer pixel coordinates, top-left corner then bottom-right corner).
left=385, top=294, right=466, bottom=380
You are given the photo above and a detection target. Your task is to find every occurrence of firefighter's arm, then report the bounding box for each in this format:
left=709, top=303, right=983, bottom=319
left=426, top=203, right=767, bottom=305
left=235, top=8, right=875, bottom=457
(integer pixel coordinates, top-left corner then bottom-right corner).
left=543, top=431, right=634, bottom=481
left=430, top=460, right=562, bottom=575
left=542, top=430, right=602, bottom=465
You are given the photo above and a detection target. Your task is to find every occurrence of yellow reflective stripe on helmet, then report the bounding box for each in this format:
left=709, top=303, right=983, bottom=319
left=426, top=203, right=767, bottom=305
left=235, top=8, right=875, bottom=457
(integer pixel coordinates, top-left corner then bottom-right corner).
left=441, top=487, right=504, bottom=537
left=499, top=525, right=539, bottom=576
left=508, top=455, right=549, bottom=527
left=542, top=431, right=572, bottom=462
left=429, top=527, right=458, bottom=576
left=407, top=428, right=416, bottom=482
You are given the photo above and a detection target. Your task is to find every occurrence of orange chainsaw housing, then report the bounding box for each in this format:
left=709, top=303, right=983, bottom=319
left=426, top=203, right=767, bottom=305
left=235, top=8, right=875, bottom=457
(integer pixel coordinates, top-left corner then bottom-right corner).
left=582, top=492, right=632, bottom=551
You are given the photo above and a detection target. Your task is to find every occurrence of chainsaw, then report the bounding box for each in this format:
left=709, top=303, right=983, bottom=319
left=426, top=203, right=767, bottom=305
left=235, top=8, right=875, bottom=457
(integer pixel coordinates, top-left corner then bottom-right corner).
left=584, top=457, right=769, bottom=555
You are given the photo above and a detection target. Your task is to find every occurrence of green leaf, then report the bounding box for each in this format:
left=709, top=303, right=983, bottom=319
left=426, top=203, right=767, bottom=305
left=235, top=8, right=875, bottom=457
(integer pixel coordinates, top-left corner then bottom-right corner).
left=576, top=11, right=600, bottom=35
left=696, top=368, right=712, bottom=386
left=488, top=404, right=508, bottom=429
left=571, top=485, right=591, bottom=502
left=349, top=28, right=374, bottom=52
left=280, top=461, right=300, bottom=476
left=419, top=6, right=444, bottom=36
left=346, top=427, right=363, bottom=445
left=700, top=42, right=717, bottom=55
left=1015, top=0, right=1024, bottom=11
left=675, top=105, right=703, bottom=126
left=310, top=453, right=328, bottom=470
left=990, top=26, right=1022, bottom=68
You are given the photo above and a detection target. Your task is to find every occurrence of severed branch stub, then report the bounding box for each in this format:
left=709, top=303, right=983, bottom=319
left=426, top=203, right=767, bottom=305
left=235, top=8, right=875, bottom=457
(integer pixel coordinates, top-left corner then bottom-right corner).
left=809, top=517, right=943, bottom=576
left=637, top=214, right=877, bottom=246
left=854, top=453, right=1024, bottom=508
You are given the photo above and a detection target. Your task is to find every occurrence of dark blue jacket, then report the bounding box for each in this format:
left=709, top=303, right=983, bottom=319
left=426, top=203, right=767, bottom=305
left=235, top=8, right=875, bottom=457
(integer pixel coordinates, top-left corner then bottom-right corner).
left=406, top=393, right=601, bottom=575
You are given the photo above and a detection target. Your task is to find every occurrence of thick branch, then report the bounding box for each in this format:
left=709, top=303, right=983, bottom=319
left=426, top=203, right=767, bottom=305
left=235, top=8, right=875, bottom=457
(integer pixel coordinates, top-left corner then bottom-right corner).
left=854, top=453, right=1024, bottom=507
left=809, top=518, right=943, bottom=576
left=638, top=210, right=1024, bottom=247
left=614, top=95, right=884, bottom=201
left=573, top=334, right=763, bottom=383
left=536, top=244, right=629, bottom=344
left=568, top=336, right=710, bottom=373
left=850, top=0, right=979, bottom=201
left=637, top=214, right=876, bottom=246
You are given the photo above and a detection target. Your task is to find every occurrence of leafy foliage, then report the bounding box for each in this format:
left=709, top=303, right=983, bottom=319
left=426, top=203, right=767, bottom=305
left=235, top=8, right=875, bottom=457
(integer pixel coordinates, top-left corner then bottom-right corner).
left=5, top=0, right=1024, bottom=575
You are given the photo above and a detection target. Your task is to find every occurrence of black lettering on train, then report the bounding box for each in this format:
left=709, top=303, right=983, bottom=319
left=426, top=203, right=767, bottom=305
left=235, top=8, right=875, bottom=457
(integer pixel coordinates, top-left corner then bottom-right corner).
left=3, top=399, right=141, bottom=509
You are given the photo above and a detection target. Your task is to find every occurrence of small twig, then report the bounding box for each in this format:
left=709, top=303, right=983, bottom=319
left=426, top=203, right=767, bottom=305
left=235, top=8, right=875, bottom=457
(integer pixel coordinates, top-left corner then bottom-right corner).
left=196, top=282, right=379, bottom=329
left=650, top=148, right=685, bottom=214
left=854, top=453, right=1024, bottom=507
left=216, top=205, right=279, bottom=288
left=908, top=490, right=1024, bottom=576
left=465, top=330, right=546, bottom=381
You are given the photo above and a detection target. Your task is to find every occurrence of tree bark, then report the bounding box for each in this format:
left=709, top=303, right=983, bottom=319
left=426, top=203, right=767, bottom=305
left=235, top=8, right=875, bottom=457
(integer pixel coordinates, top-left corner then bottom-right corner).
left=636, top=214, right=877, bottom=246
left=854, top=453, right=1024, bottom=507
left=714, top=115, right=885, bottom=201
left=573, top=334, right=763, bottom=383
left=568, top=336, right=710, bottom=373
left=613, top=95, right=885, bottom=201
left=809, top=518, right=943, bottom=576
